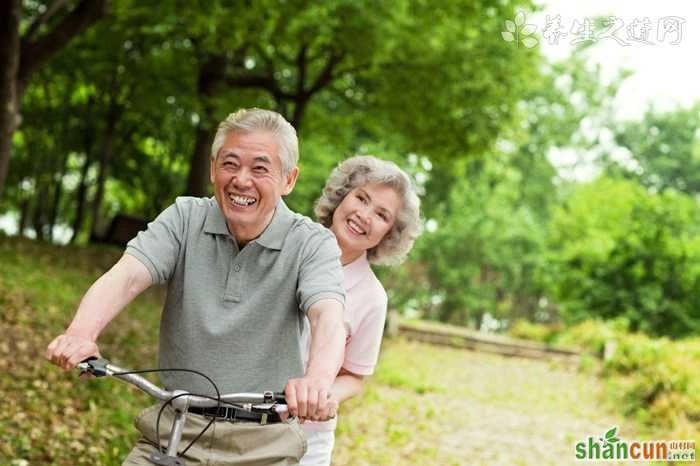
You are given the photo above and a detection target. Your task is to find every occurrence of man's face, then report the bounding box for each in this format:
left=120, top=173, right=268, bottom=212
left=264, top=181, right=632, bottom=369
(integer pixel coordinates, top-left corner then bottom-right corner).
left=210, top=130, right=298, bottom=244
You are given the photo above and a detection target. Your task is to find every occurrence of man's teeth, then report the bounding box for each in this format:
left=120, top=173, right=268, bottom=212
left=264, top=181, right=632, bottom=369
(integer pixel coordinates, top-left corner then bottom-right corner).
left=348, top=219, right=366, bottom=235
left=229, top=194, right=256, bottom=206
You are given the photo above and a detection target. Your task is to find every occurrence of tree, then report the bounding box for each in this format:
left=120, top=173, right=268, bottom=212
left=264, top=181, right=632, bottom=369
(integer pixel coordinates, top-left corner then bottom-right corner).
left=606, top=104, right=700, bottom=195
left=391, top=51, right=624, bottom=326
left=545, top=177, right=700, bottom=338
left=0, top=0, right=109, bottom=202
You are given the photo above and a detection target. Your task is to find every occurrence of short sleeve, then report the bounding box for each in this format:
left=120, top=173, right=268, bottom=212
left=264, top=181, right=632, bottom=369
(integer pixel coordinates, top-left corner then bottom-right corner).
left=125, top=201, right=186, bottom=284
left=343, top=289, right=388, bottom=375
left=297, top=229, right=345, bottom=313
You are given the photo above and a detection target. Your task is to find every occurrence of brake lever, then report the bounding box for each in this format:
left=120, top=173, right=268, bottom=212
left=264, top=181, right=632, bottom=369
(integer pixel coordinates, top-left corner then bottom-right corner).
left=77, top=356, right=112, bottom=377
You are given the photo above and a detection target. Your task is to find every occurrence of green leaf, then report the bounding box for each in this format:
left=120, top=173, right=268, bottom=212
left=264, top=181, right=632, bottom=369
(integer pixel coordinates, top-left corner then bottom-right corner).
left=521, top=24, right=537, bottom=36
left=605, top=427, right=617, bottom=439
left=522, top=37, right=538, bottom=48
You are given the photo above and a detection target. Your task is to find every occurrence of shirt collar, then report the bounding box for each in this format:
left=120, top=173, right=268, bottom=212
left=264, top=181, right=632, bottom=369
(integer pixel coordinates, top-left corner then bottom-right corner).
left=254, top=199, right=295, bottom=250
left=203, top=197, right=230, bottom=236
left=204, top=197, right=295, bottom=251
left=343, top=252, right=370, bottom=291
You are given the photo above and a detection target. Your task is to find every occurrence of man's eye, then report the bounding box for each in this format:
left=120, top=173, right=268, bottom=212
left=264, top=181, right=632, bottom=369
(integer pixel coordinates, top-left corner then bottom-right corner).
left=254, top=166, right=268, bottom=173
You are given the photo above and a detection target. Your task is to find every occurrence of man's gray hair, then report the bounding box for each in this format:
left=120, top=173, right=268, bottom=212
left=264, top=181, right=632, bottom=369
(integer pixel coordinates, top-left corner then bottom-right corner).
left=314, top=155, right=422, bottom=266
left=211, top=108, right=299, bottom=175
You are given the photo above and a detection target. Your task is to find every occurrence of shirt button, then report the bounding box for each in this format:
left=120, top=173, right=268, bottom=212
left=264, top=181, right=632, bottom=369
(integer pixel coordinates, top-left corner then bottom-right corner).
left=234, top=264, right=241, bottom=272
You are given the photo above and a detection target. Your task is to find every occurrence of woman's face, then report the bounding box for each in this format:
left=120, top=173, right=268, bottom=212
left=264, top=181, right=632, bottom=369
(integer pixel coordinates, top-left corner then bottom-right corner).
left=330, top=182, right=402, bottom=263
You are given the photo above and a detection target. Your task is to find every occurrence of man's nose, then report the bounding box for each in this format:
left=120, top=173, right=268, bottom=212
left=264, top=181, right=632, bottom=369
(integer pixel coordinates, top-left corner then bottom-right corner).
left=232, top=169, right=253, bottom=188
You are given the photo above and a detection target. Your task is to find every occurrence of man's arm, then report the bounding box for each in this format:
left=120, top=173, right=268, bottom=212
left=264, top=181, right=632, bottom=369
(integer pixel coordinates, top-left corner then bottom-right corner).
left=45, top=254, right=152, bottom=370
left=285, top=298, right=345, bottom=422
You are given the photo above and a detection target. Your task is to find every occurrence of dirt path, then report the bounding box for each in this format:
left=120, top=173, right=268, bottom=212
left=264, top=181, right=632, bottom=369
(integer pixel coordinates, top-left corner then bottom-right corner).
left=333, top=339, right=640, bottom=466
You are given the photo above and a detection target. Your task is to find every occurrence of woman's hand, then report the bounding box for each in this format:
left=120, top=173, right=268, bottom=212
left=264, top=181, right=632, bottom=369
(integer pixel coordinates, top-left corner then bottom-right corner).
left=310, top=394, right=339, bottom=422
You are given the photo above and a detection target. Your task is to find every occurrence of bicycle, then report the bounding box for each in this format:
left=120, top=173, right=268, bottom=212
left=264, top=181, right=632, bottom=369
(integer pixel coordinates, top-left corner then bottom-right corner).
left=77, top=357, right=289, bottom=466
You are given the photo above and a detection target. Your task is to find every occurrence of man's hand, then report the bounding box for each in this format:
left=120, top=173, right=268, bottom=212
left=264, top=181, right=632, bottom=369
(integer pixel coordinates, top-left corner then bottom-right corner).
left=45, top=334, right=100, bottom=371
left=284, top=375, right=336, bottom=422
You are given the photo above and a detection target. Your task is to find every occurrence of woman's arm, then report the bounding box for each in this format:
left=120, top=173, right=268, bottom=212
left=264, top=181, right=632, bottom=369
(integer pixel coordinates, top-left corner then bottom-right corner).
left=331, top=367, right=365, bottom=403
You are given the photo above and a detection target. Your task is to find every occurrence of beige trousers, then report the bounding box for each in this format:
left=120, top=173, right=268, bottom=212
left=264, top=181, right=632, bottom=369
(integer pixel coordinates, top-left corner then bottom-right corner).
left=122, top=404, right=307, bottom=466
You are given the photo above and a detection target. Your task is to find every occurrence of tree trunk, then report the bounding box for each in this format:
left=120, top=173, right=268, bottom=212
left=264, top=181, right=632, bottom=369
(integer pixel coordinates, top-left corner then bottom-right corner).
left=90, top=94, right=119, bottom=238
left=32, top=185, right=49, bottom=241
left=70, top=154, right=91, bottom=244
left=18, top=198, right=30, bottom=235
left=47, top=152, right=70, bottom=241
left=290, top=96, right=311, bottom=130
left=184, top=54, right=224, bottom=197
left=0, top=0, right=21, bottom=202
left=70, top=101, right=94, bottom=244
left=185, top=125, right=216, bottom=197
left=47, top=89, right=74, bottom=239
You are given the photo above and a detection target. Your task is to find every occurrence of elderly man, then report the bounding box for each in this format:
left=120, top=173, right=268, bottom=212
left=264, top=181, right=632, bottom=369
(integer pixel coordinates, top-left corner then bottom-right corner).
left=45, top=108, right=346, bottom=465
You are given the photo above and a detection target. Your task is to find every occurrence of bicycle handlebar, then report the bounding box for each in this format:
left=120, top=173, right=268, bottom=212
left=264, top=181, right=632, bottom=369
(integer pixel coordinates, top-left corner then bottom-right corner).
left=76, top=357, right=289, bottom=465
left=77, top=357, right=287, bottom=411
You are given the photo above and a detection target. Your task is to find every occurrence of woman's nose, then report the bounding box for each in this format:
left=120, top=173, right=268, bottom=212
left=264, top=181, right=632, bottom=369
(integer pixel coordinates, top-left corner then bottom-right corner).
left=357, top=206, right=371, bottom=224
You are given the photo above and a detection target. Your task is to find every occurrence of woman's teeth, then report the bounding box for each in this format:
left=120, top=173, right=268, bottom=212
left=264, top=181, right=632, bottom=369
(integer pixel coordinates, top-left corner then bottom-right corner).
left=348, top=219, right=366, bottom=235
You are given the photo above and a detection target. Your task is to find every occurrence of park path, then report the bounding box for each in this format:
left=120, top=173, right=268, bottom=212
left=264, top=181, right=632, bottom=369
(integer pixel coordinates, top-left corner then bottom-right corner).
left=333, top=339, right=641, bottom=466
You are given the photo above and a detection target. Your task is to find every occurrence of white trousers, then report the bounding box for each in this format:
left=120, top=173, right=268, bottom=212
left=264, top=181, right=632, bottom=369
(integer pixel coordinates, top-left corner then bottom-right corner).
left=299, top=429, right=335, bottom=466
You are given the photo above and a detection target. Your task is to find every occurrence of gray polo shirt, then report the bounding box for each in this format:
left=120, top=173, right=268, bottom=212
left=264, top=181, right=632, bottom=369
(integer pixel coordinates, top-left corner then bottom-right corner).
left=125, top=196, right=344, bottom=395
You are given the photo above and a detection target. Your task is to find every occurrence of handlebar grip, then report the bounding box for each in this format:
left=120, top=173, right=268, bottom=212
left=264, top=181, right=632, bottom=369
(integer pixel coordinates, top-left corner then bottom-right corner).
left=77, top=357, right=111, bottom=377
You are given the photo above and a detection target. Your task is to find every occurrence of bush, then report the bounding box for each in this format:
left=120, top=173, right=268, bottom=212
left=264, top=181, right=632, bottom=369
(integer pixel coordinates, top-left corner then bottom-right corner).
left=508, top=319, right=559, bottom=343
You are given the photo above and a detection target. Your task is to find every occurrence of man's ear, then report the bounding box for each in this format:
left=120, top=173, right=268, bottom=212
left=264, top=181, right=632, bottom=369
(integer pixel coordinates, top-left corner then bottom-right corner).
left=209, top=156, right=216, bottom=184
left=282, top=166, right=299, bottom=196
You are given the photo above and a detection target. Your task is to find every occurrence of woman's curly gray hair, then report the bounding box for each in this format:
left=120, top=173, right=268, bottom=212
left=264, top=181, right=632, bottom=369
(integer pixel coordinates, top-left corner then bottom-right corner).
left=314, top=155, right=422, bottom=266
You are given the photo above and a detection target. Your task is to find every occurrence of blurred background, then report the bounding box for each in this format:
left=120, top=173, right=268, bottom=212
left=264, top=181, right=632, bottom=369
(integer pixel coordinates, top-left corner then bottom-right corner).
left=1, top=0, right=698, bottom=465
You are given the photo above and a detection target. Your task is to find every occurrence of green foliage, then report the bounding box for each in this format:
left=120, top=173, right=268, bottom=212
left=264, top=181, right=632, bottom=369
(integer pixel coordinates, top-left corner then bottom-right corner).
left=388, top=50, right=624, bottom=327
left=608, top=103, right=700, bottom=194
left=5, top=0, right=544, bottom=246
left=545, top=177, right=700, bottom=338
left=417, top=154, right=548, bottom=326
left=509, top=319, right=560, bottom=344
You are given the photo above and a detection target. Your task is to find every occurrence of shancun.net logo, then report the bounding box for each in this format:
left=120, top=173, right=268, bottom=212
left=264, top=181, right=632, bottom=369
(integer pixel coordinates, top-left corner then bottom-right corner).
left=575, top=426, right=695, bottom=461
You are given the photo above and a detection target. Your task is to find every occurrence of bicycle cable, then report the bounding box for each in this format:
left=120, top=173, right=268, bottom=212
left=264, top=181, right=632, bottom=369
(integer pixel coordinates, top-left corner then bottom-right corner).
left=110, top=368, right=221, bottom=458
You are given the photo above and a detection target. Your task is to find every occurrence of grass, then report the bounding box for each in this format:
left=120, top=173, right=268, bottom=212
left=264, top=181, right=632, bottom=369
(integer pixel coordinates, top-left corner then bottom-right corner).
left=0, top=236, right=682, bottom=465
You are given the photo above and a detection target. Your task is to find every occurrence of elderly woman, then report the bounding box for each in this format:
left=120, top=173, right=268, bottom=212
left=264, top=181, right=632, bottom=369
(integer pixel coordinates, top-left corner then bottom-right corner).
left=300, top=155, right=422, bottom=466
